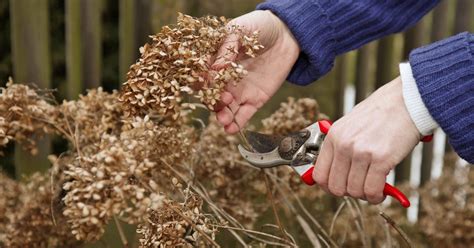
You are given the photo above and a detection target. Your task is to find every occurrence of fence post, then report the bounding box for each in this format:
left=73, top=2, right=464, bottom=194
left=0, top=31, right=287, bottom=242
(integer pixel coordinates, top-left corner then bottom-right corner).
left=375, top=35, right=398, bottom=89
left=394, top=15, right=432, bottom=184
left=119, top=0, right=136, bottom=82
left=354, top=42, right=377, bottom=104
left=10, top=0, right=51, bottom=177
left=66, top=0, right=83, bottom=99
left=81, top=0, right=103, bottom=90
left=334, top=54, right=350, bottom=119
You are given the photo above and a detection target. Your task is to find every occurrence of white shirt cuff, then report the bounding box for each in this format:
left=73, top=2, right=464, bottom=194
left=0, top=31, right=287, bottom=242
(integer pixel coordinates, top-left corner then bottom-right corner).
left=400, top=62, right=439, bottom=136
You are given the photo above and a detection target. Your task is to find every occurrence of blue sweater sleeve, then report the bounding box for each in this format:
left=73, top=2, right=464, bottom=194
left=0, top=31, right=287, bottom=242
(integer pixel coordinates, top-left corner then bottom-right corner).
left=410, top=33, right=474, bottom=164
left=257, top=0, right=439, bottom=85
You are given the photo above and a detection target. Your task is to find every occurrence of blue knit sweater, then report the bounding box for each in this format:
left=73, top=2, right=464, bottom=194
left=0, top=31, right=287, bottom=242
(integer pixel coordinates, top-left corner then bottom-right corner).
left=257, top=0, right=473, bottom=163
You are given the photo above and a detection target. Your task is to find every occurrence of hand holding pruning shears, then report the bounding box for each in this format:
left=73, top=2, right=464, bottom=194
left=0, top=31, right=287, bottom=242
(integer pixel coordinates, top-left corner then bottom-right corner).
left=214, top=11, right=431, bottom=207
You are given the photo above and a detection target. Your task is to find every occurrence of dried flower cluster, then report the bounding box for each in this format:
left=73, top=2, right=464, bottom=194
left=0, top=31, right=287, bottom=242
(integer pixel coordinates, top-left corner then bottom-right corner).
left=194, top=118, right=266, bottom=223
left=137, top=188, right=218, bottom=247
left=418, top=163, right=474, bottom=247
left=119, top=13, right=263, bottom=118
left=1, top=172, right=80, bottom=248
left=2, top=78, right=471, bottom=247
left=61, top=116, right=193, bottom=241
left=261, top=97, right=321, bottom=136
left=0, top=78, right=57, bottom=155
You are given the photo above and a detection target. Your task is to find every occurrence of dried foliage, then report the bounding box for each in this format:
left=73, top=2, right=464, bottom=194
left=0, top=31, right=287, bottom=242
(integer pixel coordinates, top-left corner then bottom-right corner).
left=137, top=189, right=218, bottom=247
left=261, top=97, right=321, bottom=136
left=1, top=172, right=80, bottom=248
left=418, top=163, right=474, bottom=247
left=119, top=13, right=263, bottom=118
left=0, top=78, right=57, bottom=155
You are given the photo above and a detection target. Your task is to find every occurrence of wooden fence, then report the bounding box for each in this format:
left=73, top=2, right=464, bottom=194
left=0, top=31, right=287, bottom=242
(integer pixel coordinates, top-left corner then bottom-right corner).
left=1, top=0, right=472, bottom=193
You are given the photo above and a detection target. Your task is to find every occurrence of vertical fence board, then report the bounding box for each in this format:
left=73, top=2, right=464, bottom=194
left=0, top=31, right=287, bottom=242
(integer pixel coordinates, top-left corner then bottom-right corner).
left=375, top=36, right=398, bottom=89
left=454, top=0, right=474, bottom=34
left=119, top=0, right=136, bottom=82
left=136, top=0, right=153, bottom=45
left=66, top=0, right=83, bottom=99
left=395, top=14, right=432, bottom=184
left=354, top=42, right=377, bottom=104
left=81, top=0, right=102, bottom=89
left=10, top=0, right=51, bottom=177
left=334, top=54, right=350, bottom=119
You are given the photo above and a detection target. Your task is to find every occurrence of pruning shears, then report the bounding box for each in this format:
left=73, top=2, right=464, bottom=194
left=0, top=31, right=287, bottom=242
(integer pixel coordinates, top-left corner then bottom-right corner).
left=238, top=120, right=433, bottom=208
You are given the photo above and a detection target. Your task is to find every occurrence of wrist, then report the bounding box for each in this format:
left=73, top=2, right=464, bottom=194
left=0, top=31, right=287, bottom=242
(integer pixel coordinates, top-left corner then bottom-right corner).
left=399, top=63, right=439, bottom=136
left=265, top=10, right=300, bottom=65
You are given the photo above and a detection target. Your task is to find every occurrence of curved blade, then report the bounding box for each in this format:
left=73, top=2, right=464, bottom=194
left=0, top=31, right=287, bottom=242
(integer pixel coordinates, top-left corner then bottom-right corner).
left=238, top=145, right=290, bottom=168
left=244, top=130, right=282, bottom=153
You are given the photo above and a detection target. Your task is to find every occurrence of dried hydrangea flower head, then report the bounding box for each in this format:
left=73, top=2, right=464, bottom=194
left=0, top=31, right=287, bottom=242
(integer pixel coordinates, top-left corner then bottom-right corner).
left=261, top=97, right=320, bottom=136
left=119, top=13, right=263, bottom=118
left=0, top=78, right=57, bottom=154
left=1, top=172, right=79, bottom=247
left=137, top=190, right=218, bottom=247
left=61, top=115, right=193, bottom=241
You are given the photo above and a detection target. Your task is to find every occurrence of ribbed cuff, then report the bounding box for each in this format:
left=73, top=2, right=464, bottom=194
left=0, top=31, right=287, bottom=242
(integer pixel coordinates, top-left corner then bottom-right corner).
left=257, top=0, right=336, bottom=85
left=410, top=32, right=474, bottom=163
left=400, top=63, right=438, bottom=135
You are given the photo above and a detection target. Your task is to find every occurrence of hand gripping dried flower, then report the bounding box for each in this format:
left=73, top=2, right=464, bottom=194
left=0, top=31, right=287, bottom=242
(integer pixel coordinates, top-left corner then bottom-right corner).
left=119, top=13, right=263, bottom=118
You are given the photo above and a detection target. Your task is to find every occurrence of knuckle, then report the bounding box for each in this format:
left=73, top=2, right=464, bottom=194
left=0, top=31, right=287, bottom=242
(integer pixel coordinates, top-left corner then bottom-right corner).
left=372, top=163, right=391, bottom=175
left=313, top=173, right=328, bottom=188
left=352, top=147, right=372, bottom=163
left=347, top=187, right=364, bottom=199
left=364, top=186, right=379, bottom=198
left=329, top=185, right=346, bottom=197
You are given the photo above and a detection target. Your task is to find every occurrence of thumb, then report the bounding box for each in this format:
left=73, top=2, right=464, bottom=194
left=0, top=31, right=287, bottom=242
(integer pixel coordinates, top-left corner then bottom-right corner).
left=212, top=31, right=241, bottom=70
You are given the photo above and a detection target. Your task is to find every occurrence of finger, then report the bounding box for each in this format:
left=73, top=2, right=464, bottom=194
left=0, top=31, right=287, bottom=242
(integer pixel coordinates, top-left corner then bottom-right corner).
left=224, top=104, right=257, bottom=134
left=327, top=146, right=351, bottom=197
left=313, top=138, right=334, bottom=193
left=364, top=163, right=387, bottom=204
left=216, top=107, right=234, bottom=126
left=346, top=152, right=370, bottom=200
left=227, top=99, right=240, bottom=113
left=211, top=32, right=240, bottom=70
left=213, top=92, right=234, bottom=112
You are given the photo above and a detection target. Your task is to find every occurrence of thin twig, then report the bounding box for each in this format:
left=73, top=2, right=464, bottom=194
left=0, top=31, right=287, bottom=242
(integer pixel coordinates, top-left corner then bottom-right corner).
left=345, top=198, right=367, bottom=247
left=350, top=198, right=369, bottom=248
left=329, top=201, right=346, bottom=236
left=296, top=215, right=322, bottom=248
left=262, top=170, right=289, bottom=243
left=211, top=225, right=294, bottom=246
left=379, top=211, right=413, bottom=248
left=161, top=158, right=283, bottom=246
left=266, top=172, right=338, bottom=247
left=113, top=215, right=129, bottom=248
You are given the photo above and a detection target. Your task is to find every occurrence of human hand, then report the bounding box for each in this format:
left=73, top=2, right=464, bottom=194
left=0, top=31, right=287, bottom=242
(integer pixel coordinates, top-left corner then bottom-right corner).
left=313, top=77, right=421, bottom=204
left=212, top=10, right=300, bottom=134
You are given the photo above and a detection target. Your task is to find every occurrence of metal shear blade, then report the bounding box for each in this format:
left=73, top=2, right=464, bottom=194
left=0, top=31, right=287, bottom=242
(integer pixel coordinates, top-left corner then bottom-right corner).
left=243, top=130, right=282, bottom=153
left=237, top=145, right=290, bottom=168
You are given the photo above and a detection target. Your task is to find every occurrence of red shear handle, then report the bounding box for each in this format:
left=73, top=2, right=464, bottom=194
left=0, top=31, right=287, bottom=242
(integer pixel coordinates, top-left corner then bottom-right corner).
left=383, top=183, right=410, bottom=207
left=301, top=167, right=410, bottom=208
left=303, top=120, right=412, bottom=208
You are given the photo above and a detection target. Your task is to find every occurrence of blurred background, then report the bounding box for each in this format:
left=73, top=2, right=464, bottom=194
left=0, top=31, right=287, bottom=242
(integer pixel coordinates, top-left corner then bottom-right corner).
left=0, top=0, right=472, bottom=246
